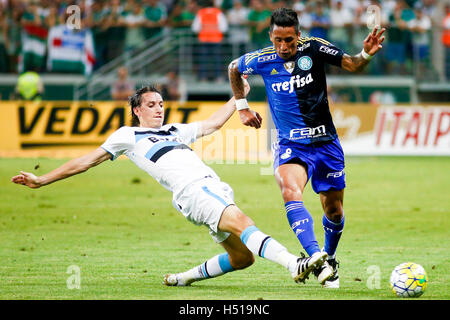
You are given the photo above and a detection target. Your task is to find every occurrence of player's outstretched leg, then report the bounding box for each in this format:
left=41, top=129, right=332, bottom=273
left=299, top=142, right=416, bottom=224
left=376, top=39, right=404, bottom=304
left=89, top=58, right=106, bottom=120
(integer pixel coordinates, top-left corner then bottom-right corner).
left=164, top=233, right=254, bottom=286
left=163, top=251, right=245, bottom=286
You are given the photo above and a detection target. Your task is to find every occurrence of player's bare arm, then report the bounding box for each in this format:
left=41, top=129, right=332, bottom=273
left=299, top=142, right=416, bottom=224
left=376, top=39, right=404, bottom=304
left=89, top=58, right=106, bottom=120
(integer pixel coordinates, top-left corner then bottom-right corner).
left=228, top=59, right=246, bottom=99
left=341, top=26, right=385, bottom=73
left=228, top=60, right=262, bottom=129
left=197, top=78, right=252, bottom=138
left=11, top=147, right=112, bottom=188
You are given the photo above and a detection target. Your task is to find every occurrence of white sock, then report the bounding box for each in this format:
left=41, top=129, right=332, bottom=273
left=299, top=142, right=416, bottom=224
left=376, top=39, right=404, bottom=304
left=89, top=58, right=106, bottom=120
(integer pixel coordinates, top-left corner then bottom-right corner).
left=240, top=226, right=298, bottom=272
left=178, top=253, right=234, bottom=285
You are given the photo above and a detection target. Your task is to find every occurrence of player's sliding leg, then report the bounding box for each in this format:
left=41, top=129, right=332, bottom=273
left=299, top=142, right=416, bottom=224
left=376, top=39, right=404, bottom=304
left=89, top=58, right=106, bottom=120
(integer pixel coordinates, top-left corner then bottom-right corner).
left=163, top=251, right=240, bottom=286
left=164, top=233, right=254, bottom=286
left=164, top=228, right=304, bottom=286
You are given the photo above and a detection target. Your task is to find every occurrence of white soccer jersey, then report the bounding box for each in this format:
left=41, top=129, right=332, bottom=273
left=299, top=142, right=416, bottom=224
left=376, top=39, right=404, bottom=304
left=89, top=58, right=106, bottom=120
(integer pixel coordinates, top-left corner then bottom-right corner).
left=101, top=123, right=219, bottom=195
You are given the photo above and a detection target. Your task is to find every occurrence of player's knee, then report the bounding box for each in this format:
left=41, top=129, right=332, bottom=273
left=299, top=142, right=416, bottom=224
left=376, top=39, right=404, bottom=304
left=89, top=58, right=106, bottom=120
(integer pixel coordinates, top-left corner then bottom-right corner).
left=281, top=186, right=303, bottom=202
left=236, top=213, right=254, bottom=233
left=222, top=206, right=254, bottom=236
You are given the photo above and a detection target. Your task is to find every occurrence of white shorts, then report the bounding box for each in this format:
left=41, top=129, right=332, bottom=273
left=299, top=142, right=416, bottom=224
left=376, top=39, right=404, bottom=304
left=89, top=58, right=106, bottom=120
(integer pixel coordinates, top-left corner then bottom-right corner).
left=173, top=177, right=234, bottom=243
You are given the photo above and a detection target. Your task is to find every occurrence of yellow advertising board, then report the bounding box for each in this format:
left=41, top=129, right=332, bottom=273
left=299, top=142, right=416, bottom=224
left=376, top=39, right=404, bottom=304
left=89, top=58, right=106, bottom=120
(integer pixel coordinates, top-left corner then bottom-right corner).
left=1, top=101, right=449, bottom=158
left=0, top=101, right=269, bottom=160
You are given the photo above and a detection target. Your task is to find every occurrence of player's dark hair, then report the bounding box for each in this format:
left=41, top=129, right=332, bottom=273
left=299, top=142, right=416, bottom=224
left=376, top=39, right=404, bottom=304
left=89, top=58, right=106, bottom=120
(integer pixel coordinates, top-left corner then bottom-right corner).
left=270, top=7, right=299, bottom=33
left=129, top=85, right=162, bottom=126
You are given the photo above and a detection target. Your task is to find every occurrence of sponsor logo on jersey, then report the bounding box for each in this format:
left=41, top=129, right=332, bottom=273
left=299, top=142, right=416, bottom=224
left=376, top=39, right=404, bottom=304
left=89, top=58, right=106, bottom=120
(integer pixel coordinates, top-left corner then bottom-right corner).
left=284, top=61, right=295, bottom=73
left=271, top=73, right=314, bottom=93
left=245, top=47, right=276, bottom=64
left=297, top=42, right=310, bottom=52
left=270, top=68, right=278, bottom=75
left=289, top=125, right=326, bottom=140
left=257, top=53, right=277, bottom=63
left=143, top=134, right=183, bottom=145
left=298, top=56, right=313, bottom=70
left=326, top=169, right=345, bottom=178
left=319, top=45, right=339, bottom=56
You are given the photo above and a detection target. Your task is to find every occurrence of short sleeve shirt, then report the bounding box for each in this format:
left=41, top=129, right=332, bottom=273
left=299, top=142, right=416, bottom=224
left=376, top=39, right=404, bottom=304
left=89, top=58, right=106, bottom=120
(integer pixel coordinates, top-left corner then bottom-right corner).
left=101, top=123, right=219, bottom=194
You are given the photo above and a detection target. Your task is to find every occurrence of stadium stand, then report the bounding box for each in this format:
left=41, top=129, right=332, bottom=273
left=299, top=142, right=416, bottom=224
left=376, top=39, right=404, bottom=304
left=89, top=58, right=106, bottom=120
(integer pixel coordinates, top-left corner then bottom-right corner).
left=0, top=0, right=448, bottom=102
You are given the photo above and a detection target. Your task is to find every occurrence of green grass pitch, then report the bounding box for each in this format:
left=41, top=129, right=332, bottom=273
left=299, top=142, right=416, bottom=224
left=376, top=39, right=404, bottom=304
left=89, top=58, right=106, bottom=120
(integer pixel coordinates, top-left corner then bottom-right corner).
left=0, top=156, right=449, bottom=300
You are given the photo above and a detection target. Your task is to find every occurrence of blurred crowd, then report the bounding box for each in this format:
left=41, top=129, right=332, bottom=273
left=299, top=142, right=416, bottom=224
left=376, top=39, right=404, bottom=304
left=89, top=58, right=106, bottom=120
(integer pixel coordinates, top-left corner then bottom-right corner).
left=0, top=0, right=448, bottom=79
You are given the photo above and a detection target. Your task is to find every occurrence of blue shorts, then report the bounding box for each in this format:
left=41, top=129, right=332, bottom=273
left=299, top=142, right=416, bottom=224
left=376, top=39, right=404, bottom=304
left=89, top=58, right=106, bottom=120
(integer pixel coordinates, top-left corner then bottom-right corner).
left=273, top=138, right=346, bottom=194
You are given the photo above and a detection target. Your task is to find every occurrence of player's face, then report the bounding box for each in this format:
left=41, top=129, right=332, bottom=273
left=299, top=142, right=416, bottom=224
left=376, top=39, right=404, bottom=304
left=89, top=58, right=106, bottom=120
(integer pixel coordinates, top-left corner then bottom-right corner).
left=269, top=25, right=300, bottom=60
left=134, top=91, right=164, bottom=128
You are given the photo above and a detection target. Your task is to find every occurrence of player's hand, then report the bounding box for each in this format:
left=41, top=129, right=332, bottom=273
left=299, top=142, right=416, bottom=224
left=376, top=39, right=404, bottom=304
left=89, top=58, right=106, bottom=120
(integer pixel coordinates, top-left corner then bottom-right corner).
left=238, top=109, right=262, bottom=129
left=363, top=26, right=386, bottom=56
left=11, top=171, right=42, bottom=189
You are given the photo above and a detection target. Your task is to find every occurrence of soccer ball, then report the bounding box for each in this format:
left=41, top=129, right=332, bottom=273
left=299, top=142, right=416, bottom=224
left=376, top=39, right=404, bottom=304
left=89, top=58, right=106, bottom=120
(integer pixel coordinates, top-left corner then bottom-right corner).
left=389, top=262, right=428, bottom=298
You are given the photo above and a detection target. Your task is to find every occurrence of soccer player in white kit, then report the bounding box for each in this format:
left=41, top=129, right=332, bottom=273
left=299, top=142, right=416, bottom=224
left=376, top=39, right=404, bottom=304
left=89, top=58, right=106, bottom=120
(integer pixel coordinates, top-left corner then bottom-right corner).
left=11, top=80, right=328, bottom=286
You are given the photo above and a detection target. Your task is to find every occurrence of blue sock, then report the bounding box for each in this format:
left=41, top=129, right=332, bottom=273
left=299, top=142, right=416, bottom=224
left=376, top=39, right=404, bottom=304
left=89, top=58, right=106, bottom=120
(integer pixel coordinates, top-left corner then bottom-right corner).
left=285, top=201, right=320, bottom=257
left=322, top=214, right=345, bottom=258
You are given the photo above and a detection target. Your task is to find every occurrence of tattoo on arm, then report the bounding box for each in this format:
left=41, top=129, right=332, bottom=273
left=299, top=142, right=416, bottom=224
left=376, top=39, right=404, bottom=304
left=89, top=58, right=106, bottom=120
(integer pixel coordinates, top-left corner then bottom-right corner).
left=341, top=53, right=369, bottom=73
left=228, top=60, right=245, bottom=99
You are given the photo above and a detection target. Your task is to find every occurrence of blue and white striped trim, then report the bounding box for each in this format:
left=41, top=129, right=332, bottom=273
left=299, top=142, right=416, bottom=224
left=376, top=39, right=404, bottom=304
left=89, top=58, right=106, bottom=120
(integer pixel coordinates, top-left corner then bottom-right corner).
left=240, top=226, right=272, bottom=258
left=285, top=201, right=304, bottom=213
left=201, top=186, right=229, bottom=206
left=218, top=253, right=234, bottom=273
left=145, top=141, right=180, bottom=159
left=200, top=262, right=210, bottom=278
left=259, top=236, right=272, bottom=258
left=144, top=141, right=191, bottom=162
left=240, top=225, right=259, bottom=245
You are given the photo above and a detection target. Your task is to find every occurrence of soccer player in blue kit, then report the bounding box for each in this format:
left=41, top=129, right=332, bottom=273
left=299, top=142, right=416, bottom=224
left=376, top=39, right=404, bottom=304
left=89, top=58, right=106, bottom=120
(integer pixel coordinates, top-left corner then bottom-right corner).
left=228, top=8, right=385, bottom=288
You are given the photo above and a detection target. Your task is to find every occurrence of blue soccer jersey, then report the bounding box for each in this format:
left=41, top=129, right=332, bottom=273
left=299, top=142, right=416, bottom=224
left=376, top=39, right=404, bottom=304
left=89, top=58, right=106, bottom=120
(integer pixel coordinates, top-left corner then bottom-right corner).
left=237, top=37, right=344, bottom=144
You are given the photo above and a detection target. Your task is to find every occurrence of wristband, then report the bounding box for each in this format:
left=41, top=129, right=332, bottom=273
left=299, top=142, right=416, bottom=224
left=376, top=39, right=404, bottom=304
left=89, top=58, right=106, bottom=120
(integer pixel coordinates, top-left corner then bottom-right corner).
left=361, top=49, right=373, bottom=61
left=236, top=98, right=249, bottom=111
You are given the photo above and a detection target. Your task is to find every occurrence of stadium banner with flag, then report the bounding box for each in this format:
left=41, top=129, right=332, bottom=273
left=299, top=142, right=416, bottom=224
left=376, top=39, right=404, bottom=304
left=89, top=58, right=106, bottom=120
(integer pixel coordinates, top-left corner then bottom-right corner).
left=47, top=25, right=96, bottom=75
left=19, top=25, right=48, bottom=73
left=0, top=101, right=448, bottom=159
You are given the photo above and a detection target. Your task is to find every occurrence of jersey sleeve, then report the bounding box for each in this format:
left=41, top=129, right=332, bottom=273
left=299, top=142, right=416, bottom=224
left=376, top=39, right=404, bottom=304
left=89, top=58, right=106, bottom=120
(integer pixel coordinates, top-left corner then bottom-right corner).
left=173, top=122, right=199, bottom=145
left=100, top=127, right=134, bottom=161
left=237, top=51, right=260, bottom=76
left=311, top=38, right=344, bottom=67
